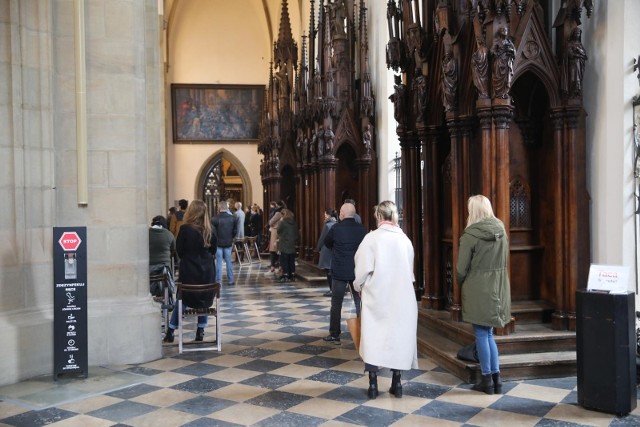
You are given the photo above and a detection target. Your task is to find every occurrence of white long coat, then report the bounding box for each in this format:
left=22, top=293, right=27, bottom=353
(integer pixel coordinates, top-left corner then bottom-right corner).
left=353, top=224, right=418, bottom=370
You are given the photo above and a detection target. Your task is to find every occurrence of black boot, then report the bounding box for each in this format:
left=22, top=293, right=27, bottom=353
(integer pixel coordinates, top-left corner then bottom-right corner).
left=163, top=328, right=174, bottom=343
left=471, top=374, right=494, bottom=395
left=389, top=370, right=403, bottom=398
left=492, top=372, right=502, bottom=394
left=195, top=327, right=204, bottom=342
left=367, top=371, right=379, bottom=399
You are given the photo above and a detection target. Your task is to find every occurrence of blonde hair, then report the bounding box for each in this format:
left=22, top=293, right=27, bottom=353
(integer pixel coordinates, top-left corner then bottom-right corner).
left=374, top=200, right=399, bottom=225
left=183, top=200, right=212, bottom=247
left=466, top=195, right=495, bottom=227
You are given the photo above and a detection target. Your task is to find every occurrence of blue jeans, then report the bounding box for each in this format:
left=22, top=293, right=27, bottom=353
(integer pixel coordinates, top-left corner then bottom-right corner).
left=169, top=303, right=207, bottom=329
left=216, top=246, right=234, bottom=284
left=473, top=324, right=500, bottom=375
left=329, top=279, right=361, bottom=337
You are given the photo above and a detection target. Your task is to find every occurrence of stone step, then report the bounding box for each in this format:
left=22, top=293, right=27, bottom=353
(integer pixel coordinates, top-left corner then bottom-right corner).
left=417, top=325, right=576, bottom=383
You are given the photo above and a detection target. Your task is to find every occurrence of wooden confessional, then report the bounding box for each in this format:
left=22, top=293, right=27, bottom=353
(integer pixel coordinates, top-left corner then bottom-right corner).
left=386, top=0, right=592, bottom=380
left=258, top=0, right=377, bottom=259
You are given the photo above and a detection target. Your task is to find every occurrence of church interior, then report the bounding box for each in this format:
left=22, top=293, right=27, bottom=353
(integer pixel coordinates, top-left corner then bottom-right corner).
left=1, top=0, right=640, bottom=425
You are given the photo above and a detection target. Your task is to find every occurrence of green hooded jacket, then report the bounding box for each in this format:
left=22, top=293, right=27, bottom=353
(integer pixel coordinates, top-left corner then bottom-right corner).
left=456, top=216, right=511, bottom=328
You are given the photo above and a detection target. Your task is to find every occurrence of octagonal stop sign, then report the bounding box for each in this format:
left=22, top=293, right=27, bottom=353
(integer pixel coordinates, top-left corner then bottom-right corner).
left=59, top=231, right=82, bottom=251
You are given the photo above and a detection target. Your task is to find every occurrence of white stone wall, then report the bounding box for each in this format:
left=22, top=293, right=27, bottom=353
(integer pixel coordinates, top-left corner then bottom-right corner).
left=583, top=0, right=640, bottom=296
left=0, top=0, right=163, bottom=386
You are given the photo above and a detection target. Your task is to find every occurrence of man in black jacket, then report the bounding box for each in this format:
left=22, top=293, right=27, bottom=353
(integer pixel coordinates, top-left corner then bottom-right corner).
left=212, top=201, right=237, bottom=285
left=323, top=202, right=366, bottom=344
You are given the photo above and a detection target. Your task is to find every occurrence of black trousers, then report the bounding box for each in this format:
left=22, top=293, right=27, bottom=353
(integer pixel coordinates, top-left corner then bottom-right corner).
left=329, top=279, right=361, bottom=337
left=280, top=252, right=295, bottom=277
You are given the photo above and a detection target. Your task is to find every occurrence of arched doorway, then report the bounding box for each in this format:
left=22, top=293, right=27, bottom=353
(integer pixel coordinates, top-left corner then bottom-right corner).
left=197, top=150, right=252, bottom=214
left=510, top=71, right=552, bottom=304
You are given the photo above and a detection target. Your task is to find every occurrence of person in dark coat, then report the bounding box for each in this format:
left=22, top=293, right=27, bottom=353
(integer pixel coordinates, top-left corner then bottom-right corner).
left=316, top=208, right=338, bottom=296
left=277, top=209, right=299, bottom=282
left=164, top=200, right=217, bottom=343
left=149, top=215, right=177, bottom=298
left=323, top=203, right=366, bottom=345
left=212, top=201, right=237, bottom=285
left=456, top=195, right=511, bottom=395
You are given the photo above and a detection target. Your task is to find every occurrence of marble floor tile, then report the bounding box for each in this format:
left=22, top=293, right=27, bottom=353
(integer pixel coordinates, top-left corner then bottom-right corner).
left=1, top=262, right=637, bottom=427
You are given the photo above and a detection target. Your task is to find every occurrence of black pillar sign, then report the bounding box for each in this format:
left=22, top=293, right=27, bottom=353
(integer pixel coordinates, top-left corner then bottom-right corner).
left=53, top=227, right=88, bottom=379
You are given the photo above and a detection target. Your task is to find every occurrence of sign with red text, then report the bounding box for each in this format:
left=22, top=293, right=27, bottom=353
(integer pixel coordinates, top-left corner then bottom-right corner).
left=587, top=264, right=630, bottom=294
left=59, top=232, right=82, bottom=252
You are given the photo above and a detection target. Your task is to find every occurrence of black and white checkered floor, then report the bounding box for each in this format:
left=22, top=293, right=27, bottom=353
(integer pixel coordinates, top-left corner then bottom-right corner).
left=1, top=262, right=639, bottom=426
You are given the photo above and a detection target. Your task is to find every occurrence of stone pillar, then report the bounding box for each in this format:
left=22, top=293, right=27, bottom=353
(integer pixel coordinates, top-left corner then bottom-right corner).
left=0, top=0, right=164, bottom=386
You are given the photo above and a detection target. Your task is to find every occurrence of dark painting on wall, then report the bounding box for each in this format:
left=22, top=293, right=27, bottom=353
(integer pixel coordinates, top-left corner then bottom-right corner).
left=171, top=84, right=264, bottom=142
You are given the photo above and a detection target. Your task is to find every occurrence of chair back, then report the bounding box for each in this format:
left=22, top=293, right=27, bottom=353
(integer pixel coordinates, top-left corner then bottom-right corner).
left=176, top=282, right=220, bottom=310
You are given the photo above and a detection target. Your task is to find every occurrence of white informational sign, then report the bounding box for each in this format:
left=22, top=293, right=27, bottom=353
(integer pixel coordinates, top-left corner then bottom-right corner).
left=586, top=264, right=631, bottom=294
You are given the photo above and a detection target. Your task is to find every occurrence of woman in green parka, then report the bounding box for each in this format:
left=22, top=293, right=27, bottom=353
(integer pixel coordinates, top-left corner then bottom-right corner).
left=456, top=195, right=511, bottom=395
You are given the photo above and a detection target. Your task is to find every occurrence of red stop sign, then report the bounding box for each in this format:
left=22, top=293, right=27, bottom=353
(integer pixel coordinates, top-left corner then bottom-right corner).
left=59, top=232, right=82, bottom=251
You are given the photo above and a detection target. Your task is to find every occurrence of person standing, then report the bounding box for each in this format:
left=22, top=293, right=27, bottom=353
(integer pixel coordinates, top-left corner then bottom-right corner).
left=323, top=203, right=366, bottom=345
left=268, top=200, right=285, bottom=273
left=276, top=209, right=298, bottom=282
left=354, top=201, right=418, bottom=399
left=212, top=201, right=237, bottom=286
left=316, top=208, right=338, bottom=296
left=249, top=204, right=263, bottom=248
left=163, top=200, right=217, bottom=343
left=234, top=202, right=245, bottom=239
left=169, top=199, right=188, bottom=238
left=344, top=198, right=361, bottom=224
left=456, top=195, right=511, bottom=395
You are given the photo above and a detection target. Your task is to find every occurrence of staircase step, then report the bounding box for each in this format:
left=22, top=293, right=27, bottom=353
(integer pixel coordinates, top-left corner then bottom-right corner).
left=511, top=300, right=555, bottom=324
left=293, top=260, right=326, bottom=283
left=417, top=325, right=576, bottom=383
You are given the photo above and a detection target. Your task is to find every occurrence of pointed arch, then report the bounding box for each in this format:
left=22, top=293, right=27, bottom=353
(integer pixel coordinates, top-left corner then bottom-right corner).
left=195, top=148, right=253, bottom=207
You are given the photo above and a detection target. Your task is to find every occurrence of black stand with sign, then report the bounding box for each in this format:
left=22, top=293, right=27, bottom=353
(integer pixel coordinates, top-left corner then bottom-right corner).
left=53, top=227, right=88, bottom=379
left=576, top=290, right=637, bottom=415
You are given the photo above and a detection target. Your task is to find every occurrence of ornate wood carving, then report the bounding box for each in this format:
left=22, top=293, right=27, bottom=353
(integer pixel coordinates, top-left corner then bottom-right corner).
left=387, top=0, right=593, bottom=333
left=259, top=0, right=378, bottom=254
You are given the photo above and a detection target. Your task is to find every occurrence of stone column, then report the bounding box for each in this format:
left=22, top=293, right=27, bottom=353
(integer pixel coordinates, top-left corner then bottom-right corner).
left=0, top=0, right=164, bottom=386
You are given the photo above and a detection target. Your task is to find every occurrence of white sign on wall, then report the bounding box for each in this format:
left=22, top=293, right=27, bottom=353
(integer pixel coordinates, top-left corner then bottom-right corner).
left=586, top=264, right=631, bottom=294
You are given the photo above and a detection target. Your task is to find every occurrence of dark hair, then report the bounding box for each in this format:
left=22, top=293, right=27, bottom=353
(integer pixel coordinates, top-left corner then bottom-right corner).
left=344, top=198, right=356, bottom=206
left=325, top=208, right=337, bottom=219
left=168, top=207, right=177, bottom=215
left=178, top=199, right=188, bottom=210
left=151, top=215, right=168, bottom=229
left=277, top=200, right=286, bottom=208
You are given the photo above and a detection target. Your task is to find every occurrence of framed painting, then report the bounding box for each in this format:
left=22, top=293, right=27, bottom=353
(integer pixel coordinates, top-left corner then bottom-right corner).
left=171, top=84, right=264, bottom=143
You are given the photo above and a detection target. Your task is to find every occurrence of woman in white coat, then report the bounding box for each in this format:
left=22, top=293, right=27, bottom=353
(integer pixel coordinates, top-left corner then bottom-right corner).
left=354, top=201, right=418, bottom=399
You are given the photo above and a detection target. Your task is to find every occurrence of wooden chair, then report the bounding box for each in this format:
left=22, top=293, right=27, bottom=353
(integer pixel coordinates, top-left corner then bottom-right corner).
left=176, top=282, right=221, bottom=353
left=246, top=236, right=261, bottom=262
left=233, top=237, right=251, bottom=265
